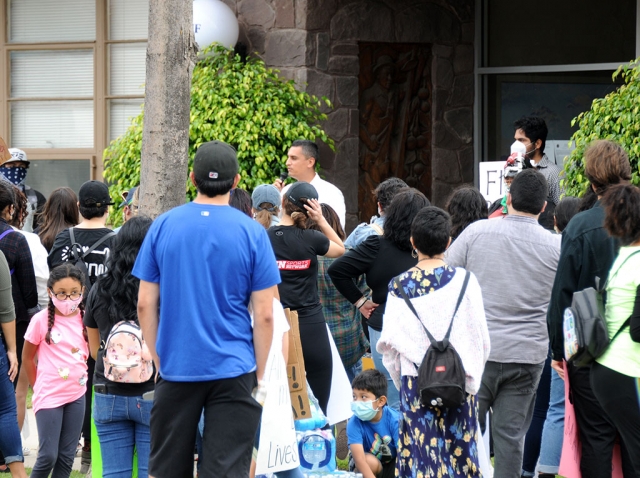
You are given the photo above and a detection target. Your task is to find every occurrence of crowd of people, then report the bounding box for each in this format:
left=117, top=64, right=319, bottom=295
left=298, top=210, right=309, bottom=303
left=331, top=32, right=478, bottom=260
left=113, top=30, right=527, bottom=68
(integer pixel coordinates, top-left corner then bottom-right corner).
left=0, top=116, right=639, bottom=478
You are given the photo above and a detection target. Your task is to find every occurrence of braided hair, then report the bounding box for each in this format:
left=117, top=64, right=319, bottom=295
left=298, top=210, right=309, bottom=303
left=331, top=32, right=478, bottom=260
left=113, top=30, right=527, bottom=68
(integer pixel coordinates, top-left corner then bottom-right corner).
left=45, top=263, right=87, bottom=345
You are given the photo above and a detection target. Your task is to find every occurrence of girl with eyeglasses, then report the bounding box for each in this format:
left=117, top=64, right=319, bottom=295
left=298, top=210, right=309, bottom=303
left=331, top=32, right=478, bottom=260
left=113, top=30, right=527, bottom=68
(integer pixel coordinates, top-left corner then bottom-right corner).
left=21, top=263, right=89, bottom=478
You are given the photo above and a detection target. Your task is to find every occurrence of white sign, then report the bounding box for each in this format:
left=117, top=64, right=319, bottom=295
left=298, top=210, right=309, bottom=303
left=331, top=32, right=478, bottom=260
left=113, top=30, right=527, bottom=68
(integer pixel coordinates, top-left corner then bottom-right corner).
left=325, top=325, right=354, bottom=426
left=479, top=161, right=507, bottom=205
left=256, top=304, right=300, bottom=475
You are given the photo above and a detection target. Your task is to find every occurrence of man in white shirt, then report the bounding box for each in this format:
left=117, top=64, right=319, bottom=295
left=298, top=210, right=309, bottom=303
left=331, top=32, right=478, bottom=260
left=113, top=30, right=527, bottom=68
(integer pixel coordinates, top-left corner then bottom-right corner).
left=274, top=140, right=346, bottom=228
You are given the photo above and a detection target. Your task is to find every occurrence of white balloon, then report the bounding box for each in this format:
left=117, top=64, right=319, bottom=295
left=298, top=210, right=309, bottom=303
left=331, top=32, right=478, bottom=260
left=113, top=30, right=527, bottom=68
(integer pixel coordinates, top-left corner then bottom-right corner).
left=193, top=0, right=239, bottom=49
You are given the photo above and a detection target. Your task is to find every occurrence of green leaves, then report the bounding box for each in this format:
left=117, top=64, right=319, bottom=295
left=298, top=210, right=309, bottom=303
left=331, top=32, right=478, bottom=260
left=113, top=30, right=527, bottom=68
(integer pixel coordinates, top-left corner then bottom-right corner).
left=563, top=57, right=640, bottom=197
left=104, top=44, right=335, bottom=226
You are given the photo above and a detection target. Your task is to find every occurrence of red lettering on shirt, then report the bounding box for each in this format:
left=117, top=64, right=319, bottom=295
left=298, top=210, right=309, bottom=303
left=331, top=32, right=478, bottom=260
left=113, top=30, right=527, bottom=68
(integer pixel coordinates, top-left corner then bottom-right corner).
left=277, top=260, right=311, bottom=270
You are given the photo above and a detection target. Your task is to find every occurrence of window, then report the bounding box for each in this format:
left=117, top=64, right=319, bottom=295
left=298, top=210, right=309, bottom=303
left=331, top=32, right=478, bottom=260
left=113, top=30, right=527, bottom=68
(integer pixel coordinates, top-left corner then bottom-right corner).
left=476, top=0, right=638, bottom=168
left=1, top=0, right=149, bottom=190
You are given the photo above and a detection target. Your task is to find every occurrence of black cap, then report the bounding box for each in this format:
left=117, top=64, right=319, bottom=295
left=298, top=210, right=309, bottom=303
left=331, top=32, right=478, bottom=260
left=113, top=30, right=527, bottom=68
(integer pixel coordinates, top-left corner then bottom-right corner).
left=193, top=141, right=239, bottom=182
left=78, top=181, right=114, bottom=208
left=286, top=181, right=318, bottom=210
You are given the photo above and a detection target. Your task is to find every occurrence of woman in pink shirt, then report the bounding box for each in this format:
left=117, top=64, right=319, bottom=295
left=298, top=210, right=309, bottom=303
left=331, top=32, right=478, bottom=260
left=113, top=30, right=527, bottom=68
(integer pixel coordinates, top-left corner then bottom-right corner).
left=22, top=263, right=89, bottom=478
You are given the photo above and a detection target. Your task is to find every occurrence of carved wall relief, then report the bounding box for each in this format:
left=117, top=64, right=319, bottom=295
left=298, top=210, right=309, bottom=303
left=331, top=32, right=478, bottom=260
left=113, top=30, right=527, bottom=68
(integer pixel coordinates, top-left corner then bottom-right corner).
left=358, top=43, right=433, bottom=223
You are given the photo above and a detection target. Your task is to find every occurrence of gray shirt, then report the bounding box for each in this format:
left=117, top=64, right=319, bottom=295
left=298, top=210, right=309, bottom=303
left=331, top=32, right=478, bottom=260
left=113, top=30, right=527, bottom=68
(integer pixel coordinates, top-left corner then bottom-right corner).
left=445, top=215, right=561, bottom=364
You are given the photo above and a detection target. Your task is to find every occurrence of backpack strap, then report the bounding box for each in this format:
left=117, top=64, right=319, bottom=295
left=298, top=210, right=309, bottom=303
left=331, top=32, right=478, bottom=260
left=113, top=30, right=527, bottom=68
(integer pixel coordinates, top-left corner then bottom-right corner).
left=68, top=227, right=116, bottom=262
left=370, top=223, right=384, bottom=236
left=0, top=229, right=14, bottom=242
left=394, top=269, right=470, bottom=352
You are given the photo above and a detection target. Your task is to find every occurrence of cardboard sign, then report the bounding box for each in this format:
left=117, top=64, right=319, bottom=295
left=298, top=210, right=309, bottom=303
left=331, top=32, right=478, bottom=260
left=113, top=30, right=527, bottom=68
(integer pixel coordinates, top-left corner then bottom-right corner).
left=285, top=309, right=311, bottom=420
left=0, top=137, right=11, bottom=165
left=558, top=362, right=622, bottom=478
left=256, top=302, right=300, bottom=475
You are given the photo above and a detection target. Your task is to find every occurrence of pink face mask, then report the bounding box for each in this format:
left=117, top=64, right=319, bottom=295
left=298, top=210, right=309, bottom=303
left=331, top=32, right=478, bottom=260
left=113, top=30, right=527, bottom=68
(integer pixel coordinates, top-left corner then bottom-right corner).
left=50, top=295, right=82, bottom=316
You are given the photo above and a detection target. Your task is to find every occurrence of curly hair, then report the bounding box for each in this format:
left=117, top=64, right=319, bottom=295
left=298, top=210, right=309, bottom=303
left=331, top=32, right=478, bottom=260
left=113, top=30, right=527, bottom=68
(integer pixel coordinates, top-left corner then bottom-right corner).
left=514, top=116, right=548, bottom=154
left=602, top=184, right=640, bottom=246
left=46, top=263, right=87, bottom=344
left=383, top=188, right=430, bottom=251
left=38, top=187, right=79, bottom=252
left=9, top=186, right=28, bottom=229
left=373, top=177, right=408, bottom=212
left=94, top=216, right=153, bottom=327
left=446, top=187, right=488, bottom=240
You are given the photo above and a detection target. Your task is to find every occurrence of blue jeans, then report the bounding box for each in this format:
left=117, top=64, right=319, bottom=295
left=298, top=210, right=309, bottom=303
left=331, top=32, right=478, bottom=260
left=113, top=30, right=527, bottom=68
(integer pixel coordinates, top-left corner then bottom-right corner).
left=537, top=369, right=565, bottom=474
left=93, top=392, right=153, bottom=478
left=368, top=327, right=399, bottom=410
left=0, top=339, right=22, bottom=465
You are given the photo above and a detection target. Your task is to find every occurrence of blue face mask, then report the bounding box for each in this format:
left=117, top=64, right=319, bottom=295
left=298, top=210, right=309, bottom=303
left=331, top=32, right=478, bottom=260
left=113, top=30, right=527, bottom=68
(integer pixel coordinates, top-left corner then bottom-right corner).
left=0, top=166, right=27, bottom=187
left=350, top=400, right=379, bottom=421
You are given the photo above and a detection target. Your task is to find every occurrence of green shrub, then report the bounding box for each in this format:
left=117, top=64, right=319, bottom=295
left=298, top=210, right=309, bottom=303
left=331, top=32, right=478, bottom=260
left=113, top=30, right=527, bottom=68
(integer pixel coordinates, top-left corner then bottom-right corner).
left=563, top=58, right=640, bottom=196
left=103, top=45, right=333, bottom=226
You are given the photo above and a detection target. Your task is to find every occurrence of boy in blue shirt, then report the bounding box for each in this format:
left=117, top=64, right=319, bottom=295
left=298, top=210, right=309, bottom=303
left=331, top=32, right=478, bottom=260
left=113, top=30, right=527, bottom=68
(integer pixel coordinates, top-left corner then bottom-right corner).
left=347, top=370, right=400, bottom=478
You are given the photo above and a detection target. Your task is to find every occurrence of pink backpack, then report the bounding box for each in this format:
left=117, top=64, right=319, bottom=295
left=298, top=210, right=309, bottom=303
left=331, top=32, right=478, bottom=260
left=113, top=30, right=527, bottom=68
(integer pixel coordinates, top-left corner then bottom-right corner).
left=102, top=320, right=153, bottom=383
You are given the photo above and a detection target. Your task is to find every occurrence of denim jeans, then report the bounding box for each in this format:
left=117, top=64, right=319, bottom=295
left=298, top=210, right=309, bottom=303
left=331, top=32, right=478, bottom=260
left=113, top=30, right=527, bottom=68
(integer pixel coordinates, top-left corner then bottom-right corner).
left=0, top=339, right=22, bottom=465
left=477, top=361, right=544, bottom=478
left=93, top=392, right=152, bottom=478
left=346, top=360, right=362, bottom=384
left=537, top=368, right=565, bottom=474
left=368, top=327, right=399, bottom=410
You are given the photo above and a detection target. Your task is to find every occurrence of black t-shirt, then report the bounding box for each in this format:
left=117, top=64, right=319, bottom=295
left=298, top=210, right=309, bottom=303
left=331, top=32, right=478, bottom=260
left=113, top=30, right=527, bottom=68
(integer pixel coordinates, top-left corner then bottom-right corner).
left=328, top=235, right=417, bottom=331
left=267, top=226, right=329, bottom=319
left=48, top=227, right=115, bottom=285
left=83, top=286, right=155, bottom=395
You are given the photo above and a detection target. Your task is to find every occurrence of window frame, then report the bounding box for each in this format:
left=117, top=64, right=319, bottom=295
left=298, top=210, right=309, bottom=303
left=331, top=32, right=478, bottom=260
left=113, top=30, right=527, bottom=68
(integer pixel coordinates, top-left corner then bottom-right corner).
left=0, top=0, right=147, bottom=180
left=473, top=0, right=640, bottom=186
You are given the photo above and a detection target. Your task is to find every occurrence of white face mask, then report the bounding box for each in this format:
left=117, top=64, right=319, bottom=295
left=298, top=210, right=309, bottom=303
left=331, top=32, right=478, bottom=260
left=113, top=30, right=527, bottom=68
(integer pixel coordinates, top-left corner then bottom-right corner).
left=510, top=141, right=527, bottom=156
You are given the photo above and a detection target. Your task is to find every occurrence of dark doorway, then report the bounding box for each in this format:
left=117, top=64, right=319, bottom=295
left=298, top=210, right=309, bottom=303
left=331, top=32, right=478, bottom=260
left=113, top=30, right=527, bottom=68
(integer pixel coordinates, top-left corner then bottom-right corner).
left=358, top=43, right=433, bottom=223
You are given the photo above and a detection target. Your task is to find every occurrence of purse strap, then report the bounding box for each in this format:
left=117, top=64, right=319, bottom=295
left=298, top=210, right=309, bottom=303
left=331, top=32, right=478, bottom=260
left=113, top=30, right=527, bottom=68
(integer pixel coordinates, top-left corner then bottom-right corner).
left=394, top=269, right=470, bottom=352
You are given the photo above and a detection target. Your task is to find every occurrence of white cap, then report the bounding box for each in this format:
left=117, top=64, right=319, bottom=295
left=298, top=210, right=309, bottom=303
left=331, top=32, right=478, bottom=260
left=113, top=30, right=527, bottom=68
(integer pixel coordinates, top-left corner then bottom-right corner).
left=7, top=148, right=29, bottom=165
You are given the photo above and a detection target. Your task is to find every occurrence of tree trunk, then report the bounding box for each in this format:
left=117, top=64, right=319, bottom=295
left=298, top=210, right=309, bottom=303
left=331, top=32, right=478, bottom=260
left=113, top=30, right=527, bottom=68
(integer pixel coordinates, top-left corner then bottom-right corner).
left=139, top=0, right=198, bottom=218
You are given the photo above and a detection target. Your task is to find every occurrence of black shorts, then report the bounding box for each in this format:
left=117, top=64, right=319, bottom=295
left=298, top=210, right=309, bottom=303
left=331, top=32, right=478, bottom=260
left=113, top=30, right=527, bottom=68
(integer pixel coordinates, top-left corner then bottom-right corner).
left=148, top=372, right=262, bottom=478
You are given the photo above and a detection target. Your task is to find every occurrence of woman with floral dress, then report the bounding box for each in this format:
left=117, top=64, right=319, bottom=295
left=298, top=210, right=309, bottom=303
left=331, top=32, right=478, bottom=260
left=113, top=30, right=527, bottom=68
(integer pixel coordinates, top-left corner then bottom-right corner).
left=377, top=206, right=490, bottom=477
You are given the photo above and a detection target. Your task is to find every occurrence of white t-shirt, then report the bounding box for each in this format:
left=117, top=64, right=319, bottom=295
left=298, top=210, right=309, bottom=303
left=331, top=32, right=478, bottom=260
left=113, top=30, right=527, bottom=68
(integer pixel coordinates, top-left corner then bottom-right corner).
left=282, top=173, right=346, bottom=228
left=16, top=227, right=49, bottom=309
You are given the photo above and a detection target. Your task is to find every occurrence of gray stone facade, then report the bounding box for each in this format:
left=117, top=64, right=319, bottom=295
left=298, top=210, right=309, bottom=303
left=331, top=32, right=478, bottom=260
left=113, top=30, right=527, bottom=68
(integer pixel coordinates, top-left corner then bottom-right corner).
left=222, top=0, right=474, bottom=231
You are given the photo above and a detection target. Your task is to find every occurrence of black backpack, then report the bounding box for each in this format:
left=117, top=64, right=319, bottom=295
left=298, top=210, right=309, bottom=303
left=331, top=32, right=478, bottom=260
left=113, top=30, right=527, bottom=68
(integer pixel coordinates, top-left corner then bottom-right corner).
left=394, top=270, right=470, bottom=409
left=68, top=227, right=116, bottom=293
left=563, top=250, right=640, bottom=367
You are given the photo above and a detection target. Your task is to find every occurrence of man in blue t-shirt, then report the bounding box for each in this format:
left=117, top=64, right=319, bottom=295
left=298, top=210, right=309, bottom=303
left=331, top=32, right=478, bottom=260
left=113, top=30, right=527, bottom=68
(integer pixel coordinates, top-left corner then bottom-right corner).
left=133, top=140, right=281, bottom=478
left=347, top=370, right=400, bottom=478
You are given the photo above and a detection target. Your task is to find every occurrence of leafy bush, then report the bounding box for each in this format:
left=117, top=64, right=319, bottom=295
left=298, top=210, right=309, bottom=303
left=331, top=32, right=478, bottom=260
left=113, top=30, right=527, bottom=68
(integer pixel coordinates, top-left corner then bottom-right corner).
left=103, top=45, right=333, bottom=226
left=563, top=59, right=640, bottom=196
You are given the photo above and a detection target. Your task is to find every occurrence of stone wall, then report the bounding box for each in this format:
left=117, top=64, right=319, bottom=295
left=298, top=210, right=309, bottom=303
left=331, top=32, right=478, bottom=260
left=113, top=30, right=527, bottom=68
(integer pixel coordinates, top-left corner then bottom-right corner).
left=221, top=0, right=474, bottom=231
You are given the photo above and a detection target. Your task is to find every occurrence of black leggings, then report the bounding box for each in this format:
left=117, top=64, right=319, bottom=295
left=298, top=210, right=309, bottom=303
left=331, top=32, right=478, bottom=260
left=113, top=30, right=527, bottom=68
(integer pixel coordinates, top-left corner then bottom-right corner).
left=298, top=311, right=333, bottom=416
left=590, top=361, right=640, bottom=475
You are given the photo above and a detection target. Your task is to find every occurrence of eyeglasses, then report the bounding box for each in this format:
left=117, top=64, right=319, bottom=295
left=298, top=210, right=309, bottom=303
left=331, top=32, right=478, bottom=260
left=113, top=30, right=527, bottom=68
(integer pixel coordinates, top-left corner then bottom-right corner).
left=50, top=290, right=82, bottom=301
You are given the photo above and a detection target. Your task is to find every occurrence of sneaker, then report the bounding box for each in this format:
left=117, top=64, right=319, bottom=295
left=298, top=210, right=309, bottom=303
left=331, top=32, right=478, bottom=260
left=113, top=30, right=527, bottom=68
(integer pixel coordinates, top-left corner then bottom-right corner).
left=22, top=447, right=31, bottom=456
left=81, top=447, right=91, bottom=474
left=80, top=463, right=91, bottom=474
left=335, top=420, right=348, bottom=460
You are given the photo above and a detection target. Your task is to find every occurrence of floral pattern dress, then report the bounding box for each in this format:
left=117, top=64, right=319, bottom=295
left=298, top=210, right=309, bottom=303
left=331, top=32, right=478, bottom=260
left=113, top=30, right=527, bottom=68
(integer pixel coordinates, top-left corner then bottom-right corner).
left=394, top=266, right=482, bottom=478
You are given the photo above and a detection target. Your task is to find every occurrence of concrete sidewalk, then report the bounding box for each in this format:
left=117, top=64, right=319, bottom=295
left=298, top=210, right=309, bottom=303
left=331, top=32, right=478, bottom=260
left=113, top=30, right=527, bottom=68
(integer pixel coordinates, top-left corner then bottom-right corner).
left=21, top=407, right=86, bottom=473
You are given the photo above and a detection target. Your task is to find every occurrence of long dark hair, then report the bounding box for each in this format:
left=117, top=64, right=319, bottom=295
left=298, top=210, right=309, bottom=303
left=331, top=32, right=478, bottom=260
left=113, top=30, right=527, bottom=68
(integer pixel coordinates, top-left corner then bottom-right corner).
left=383, top=188, right=430, bottom=251
left=46, top=263, right=87, bottom=344
left=38, top=187, right=79, bottom=251
left=94, top=216, right=152, bottom=326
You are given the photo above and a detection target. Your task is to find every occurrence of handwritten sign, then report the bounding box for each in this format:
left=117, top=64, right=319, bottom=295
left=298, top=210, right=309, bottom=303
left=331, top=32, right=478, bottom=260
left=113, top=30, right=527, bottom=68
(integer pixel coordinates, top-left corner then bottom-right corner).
left=559, top=362, right=622, bottom=478
left=256, top=303, right=300, bottom=475
left=0, top=137, right=11, bottom=165
left=478, top=161, right=506, bottom=205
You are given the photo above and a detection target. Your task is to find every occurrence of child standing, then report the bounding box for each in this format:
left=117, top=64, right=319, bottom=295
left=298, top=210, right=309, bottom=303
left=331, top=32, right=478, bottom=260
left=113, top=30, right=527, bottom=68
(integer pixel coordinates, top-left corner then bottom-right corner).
left=22, top=263, right=89, bottom=478
left=347, top=370, right=400, bottom=478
